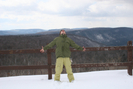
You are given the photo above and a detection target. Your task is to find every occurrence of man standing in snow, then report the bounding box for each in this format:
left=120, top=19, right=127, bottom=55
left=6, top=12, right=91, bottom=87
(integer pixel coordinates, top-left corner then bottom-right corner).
left=40, top=30, right=86, bottom=82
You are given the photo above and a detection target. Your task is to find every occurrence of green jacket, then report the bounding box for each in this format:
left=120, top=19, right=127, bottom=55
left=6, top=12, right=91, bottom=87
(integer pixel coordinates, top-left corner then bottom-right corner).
left=44, top=34, right=83, bottom=58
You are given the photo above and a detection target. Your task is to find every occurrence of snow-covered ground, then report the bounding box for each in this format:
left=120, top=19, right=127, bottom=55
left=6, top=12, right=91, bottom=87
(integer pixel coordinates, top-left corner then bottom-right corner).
left=0, top=70, right=133, bottom=89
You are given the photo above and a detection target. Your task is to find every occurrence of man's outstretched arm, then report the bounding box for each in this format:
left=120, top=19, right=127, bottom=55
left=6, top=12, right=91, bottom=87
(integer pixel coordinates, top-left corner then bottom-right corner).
left=40, top=38, right=56, bottom=53
left=70, top=39, right=86, bottom=51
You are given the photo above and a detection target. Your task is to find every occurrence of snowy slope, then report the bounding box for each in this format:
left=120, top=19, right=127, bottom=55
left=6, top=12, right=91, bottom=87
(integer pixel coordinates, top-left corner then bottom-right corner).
left=0, top=70, right=133, bottom=89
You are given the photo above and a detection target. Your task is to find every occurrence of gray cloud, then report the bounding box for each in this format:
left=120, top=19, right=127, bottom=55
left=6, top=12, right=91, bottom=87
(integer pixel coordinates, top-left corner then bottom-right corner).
left=39, top=0, right=133, bottom=17
left=0, top=0, right=133, bottom=30
left=1, top=0, right=133, bottom=17
left=0, top=3, right=38, bottom=15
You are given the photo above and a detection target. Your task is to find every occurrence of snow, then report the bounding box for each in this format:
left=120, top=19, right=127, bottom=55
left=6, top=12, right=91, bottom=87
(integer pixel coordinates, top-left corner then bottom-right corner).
left=96, top=34, right=104, bottom=40
left=104, top=34, right=115, bottom=40
left=0, top=70, right=133, bottom=89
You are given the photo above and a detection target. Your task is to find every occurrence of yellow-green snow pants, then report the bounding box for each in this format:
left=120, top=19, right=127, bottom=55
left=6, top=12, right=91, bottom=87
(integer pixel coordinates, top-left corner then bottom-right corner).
left=54, top=57, right=74, bottom=82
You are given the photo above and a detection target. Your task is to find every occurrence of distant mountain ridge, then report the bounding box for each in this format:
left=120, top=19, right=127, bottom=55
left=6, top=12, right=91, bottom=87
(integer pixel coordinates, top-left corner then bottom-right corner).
left=0, top=27, right=133, bottom=46
left=66, top=27, right=133, bottom=46
left=0, top=28, right=86, bottom=35
left=0, top=29, right=45, bottom=35
left=36, top=27, right=133, bottom=46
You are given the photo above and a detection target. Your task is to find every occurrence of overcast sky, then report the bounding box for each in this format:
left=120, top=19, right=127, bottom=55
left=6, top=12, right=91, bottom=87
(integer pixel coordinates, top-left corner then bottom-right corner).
left=0, top=0, right=133, bottom=30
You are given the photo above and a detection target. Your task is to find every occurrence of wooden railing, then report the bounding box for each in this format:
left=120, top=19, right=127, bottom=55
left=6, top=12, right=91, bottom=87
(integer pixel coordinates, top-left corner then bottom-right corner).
left=0, top=41, right=133, bottom=79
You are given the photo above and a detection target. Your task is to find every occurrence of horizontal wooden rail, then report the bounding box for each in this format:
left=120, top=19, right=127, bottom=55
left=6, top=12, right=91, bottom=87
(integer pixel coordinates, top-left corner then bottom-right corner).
left=51, top=62, right=133, bottom=68
left=46, top=46, right=133, bottom=52
left=0, top=49, right=40, bottom=54
left=0, top=65, right=48, bottom=70
left=1, top=46, right=133, bottom=54
left=0, top=62, right=132, bottom=70
left=72, top=62, right=133, bottom=68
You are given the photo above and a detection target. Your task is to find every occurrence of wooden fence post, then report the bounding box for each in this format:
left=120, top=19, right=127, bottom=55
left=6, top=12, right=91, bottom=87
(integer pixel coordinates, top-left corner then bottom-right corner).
left=127, top=41, right=132, bottom=75
left=47, top=49, right=52, bottom=79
